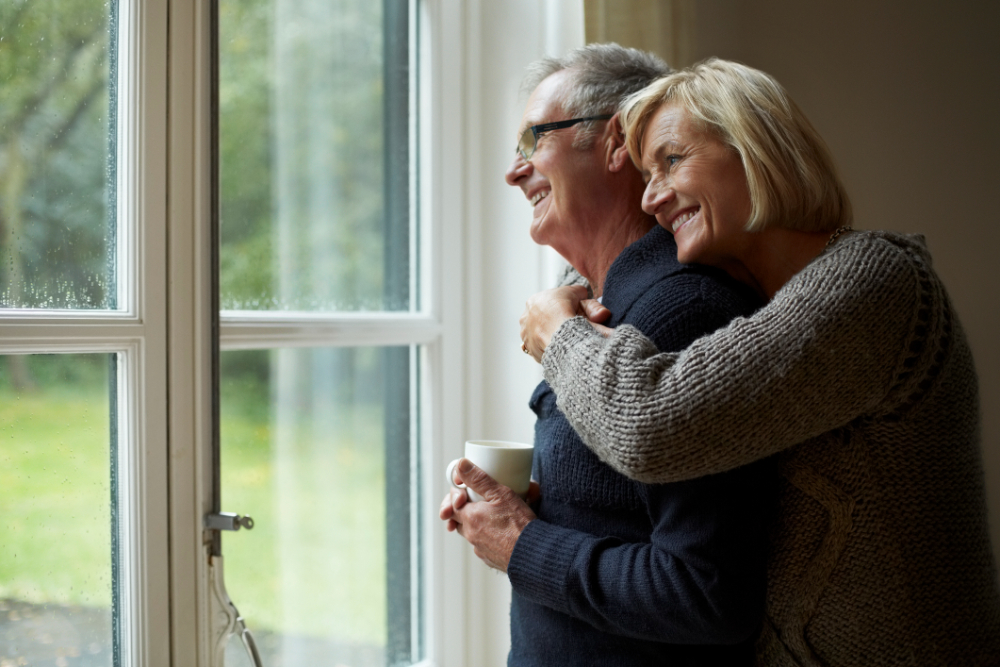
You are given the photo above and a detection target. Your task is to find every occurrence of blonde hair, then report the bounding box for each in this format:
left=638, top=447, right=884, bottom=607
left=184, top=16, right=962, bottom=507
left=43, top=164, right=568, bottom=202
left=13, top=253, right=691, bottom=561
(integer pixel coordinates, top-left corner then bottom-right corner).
left=621, top=58, right=852, bottom=232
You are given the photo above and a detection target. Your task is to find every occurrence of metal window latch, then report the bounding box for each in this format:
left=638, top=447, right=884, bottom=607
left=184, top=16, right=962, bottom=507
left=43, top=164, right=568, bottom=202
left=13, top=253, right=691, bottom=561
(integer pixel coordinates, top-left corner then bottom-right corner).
left=204, top=512, right=255, bottom=531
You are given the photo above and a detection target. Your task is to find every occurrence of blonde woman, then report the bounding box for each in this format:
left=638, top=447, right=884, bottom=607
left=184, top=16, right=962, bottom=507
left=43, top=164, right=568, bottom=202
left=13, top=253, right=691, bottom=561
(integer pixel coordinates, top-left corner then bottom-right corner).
left=518, top=59, right=1000, bottom=666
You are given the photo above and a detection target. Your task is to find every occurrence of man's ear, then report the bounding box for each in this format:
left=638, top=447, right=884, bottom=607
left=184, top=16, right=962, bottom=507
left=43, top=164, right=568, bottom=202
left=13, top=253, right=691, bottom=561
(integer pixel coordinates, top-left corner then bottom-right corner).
left=606, top=113, right=631, bottom=173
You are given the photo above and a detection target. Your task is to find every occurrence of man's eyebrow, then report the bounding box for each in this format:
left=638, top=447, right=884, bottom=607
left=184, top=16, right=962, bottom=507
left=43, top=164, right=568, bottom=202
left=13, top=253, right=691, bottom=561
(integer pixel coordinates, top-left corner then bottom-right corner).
left=517, top=118, right=540, bottom=137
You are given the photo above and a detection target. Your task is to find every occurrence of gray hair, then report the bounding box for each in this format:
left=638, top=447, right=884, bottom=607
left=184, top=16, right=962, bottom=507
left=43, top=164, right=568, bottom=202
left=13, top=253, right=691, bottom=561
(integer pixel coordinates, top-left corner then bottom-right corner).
left=522, top=43, right=671, bottom=147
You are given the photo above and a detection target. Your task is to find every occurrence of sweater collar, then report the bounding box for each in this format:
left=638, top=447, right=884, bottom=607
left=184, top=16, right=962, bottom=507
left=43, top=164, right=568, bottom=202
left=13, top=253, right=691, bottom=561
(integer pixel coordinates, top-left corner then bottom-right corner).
left=600, top=226, right=683, bottom=327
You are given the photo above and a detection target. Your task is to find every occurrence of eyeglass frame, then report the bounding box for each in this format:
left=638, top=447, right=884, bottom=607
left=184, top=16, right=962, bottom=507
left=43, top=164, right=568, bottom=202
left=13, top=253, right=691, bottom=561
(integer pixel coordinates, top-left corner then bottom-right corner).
left=516, top=114, right=614, bottom=161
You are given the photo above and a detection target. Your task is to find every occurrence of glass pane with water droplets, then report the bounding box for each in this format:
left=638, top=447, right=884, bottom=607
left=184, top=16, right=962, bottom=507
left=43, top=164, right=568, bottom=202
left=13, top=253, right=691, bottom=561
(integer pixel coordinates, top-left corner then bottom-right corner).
left=0, top=1, right=117, bottom=310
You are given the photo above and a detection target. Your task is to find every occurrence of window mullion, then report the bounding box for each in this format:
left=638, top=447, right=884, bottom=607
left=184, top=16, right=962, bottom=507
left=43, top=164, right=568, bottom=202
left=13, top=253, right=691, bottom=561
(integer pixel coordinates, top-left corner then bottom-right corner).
left=219, top=316, right=442, bottom=351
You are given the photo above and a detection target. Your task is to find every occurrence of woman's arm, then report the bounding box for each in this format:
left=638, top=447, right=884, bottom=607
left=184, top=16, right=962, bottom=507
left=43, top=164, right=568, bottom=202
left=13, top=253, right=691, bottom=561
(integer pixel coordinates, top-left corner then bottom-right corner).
left=542, top=236, right=923, bottom=483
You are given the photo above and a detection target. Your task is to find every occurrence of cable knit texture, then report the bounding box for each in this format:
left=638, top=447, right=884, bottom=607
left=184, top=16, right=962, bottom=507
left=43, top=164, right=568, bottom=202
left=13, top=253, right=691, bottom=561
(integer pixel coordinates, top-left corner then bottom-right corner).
left=542, top=230, right=1000, bottom=666
left=508, top=226, right=773, bottom=666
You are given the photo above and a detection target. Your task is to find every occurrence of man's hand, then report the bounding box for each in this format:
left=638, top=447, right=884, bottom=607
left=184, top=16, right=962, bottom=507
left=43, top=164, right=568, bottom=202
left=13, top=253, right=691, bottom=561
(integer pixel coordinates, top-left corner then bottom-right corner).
left=438, top=459, right=538, bottom=572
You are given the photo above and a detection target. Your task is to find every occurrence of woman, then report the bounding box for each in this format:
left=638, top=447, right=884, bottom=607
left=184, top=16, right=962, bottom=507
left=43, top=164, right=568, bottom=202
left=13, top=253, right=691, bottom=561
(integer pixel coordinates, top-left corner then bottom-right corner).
left=519, top=58, right=1000, bottom=666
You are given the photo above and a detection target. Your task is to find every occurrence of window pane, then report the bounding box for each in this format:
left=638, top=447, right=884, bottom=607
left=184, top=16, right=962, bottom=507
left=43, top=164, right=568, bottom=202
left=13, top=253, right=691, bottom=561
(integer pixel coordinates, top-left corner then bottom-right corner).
left=218, top=0, right=413, bottom=312
left=0, top=2, right=116, bottom=310
left=0, top=354, right=114, bottom=663
left=220, top=346, right=418, bottom=666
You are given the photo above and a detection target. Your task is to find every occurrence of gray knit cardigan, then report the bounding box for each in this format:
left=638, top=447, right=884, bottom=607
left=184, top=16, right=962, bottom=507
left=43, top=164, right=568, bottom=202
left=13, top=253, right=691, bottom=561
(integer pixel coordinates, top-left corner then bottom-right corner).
left=542, top=230, right=1000, bottom=666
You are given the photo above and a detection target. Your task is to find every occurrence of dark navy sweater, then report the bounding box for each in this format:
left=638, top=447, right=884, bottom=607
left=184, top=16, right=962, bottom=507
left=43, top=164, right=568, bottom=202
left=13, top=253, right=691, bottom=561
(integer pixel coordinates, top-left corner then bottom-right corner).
left=507, top=226, right=774, bottom=666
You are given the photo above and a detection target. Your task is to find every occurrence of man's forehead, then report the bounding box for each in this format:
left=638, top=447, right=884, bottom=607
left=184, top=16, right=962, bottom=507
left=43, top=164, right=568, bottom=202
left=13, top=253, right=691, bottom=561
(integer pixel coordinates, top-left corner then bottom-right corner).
left=519, top=70, right=575, bottom=131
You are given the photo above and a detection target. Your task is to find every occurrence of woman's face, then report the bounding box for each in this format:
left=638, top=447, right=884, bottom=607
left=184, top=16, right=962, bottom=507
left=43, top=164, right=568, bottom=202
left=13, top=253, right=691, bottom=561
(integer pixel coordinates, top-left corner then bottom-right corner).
left=639, top=103, right=752, bottom=271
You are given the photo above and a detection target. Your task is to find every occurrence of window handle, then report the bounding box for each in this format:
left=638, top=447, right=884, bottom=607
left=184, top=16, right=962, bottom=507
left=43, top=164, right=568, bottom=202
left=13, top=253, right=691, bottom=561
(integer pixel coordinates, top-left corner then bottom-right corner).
left=204, top=512, right=255, bottom=531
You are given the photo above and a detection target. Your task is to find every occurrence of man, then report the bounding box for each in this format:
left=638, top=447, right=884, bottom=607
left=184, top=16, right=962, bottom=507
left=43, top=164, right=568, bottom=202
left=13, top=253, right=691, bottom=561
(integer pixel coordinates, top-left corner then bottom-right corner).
left=440, top=44, right=773, bottom=666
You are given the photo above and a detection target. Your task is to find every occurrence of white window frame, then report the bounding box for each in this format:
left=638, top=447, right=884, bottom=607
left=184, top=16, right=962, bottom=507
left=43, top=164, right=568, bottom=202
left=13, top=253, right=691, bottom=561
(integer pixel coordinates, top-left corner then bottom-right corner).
left=164, top=0, right=470, bottom=665
left=0, top=0, right=584, bottom=664
left=0, top=0, right=171, bottom=664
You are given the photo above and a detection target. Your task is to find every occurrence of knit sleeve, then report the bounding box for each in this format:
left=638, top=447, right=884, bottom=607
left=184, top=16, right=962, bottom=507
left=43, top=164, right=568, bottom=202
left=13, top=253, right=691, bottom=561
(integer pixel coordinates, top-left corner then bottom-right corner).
left=541, top=235, right=923, bottom=483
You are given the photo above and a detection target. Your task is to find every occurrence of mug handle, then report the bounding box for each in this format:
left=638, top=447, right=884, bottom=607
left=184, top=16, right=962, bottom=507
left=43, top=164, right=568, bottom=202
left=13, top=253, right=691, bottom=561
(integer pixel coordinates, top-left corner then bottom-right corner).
left=446, top=458, right=466, bottom=494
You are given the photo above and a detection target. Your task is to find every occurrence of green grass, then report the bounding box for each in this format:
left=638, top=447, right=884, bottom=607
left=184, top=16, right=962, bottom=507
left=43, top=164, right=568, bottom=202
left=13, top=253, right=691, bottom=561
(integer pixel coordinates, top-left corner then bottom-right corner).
left=220, top=377, right=388, bottom=645
left=0, top=356, right=389, bottom=648
left=0, top=379, right=112, bottom=608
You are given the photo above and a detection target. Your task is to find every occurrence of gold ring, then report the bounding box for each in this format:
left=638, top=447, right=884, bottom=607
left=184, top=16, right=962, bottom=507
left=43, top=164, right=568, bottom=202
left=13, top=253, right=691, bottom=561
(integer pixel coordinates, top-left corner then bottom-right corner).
left=521, top=341, right=529, bottom=354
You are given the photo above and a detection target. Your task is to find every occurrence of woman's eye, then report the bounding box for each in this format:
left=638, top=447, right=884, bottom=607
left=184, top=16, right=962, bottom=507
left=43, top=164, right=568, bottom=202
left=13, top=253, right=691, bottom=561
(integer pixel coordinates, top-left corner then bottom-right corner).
left=666, top=154, right=681, bottom=167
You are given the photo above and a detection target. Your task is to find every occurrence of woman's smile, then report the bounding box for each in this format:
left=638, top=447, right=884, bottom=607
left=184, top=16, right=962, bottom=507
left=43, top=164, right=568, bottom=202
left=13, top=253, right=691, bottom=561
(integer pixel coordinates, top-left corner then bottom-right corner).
left=669, top=208, right=700, bottom=234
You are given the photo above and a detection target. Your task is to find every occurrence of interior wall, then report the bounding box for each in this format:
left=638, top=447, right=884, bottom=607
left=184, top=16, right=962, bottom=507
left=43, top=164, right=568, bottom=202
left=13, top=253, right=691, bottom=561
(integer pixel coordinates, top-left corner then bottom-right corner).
left=689, top=0, right=1000, bottom=557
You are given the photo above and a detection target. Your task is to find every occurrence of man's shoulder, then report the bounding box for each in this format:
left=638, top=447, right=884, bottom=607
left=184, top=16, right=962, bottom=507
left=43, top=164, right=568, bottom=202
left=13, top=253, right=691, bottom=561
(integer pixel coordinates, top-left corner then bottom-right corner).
left=620, top=266, right=762, bottom=327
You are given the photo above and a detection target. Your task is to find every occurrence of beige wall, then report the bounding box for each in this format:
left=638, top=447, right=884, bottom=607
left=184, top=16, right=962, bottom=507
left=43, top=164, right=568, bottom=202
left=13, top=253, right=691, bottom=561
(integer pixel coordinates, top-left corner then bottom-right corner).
left=591, top=0, right=1000, bottom=558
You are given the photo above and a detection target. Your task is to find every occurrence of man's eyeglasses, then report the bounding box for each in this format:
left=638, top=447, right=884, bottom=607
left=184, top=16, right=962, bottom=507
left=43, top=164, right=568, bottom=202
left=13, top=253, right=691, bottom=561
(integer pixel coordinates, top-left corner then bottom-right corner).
left=516, top=115, right=613, bottom=161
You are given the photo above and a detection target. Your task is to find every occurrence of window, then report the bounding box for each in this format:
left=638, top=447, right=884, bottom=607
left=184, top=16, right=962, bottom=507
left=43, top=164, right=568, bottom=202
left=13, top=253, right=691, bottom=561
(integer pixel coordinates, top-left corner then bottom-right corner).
left=2, top=0, right=565, bottom=664
left=0, top=0, right=170, bottom=664
left=215, top=2, right=425, bottom=664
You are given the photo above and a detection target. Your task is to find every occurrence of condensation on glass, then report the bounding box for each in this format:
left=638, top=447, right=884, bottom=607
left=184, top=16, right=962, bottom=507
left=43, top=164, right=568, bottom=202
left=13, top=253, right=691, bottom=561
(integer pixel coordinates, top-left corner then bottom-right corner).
left=0, top=1, right=117, bottom=310
left=218, top=0, right=413, bottom=312
left=219, top=346, right=415, bottom=667
left=0, top=353, right=116, bottom=664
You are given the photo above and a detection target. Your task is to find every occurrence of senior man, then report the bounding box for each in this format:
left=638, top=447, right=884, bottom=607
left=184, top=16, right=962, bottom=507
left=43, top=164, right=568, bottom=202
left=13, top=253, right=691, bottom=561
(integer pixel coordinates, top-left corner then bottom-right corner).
left=440, top=44, right=774, bottom=666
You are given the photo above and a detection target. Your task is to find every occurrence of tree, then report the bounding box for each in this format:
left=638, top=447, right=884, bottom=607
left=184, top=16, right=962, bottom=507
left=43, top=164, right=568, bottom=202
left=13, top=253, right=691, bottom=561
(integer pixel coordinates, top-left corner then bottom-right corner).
left=0, top=0, right=113, bottom=313
left=0, top=0, right=112, bottom=388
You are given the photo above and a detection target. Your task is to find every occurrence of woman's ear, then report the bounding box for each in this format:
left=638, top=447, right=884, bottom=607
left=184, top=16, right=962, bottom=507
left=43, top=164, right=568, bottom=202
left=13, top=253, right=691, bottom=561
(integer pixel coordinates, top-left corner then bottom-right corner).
left=606, top=113, right=631, bottom=173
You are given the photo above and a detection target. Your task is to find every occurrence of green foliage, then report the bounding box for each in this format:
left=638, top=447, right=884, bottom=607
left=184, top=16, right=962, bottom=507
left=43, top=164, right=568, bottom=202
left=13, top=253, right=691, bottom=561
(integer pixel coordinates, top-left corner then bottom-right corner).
left=0, top=0, right=408, bottom=650
left=218, top=0, right=277, bottom=309
left=1, top=0, right=406, bottom=311
left=0, top=0, right=114, bottom=309
left=0, top=353, right=108, bottom=393
left=218, top=0, right=394, bottom=311
left=0, top=358, right=388, bottom=646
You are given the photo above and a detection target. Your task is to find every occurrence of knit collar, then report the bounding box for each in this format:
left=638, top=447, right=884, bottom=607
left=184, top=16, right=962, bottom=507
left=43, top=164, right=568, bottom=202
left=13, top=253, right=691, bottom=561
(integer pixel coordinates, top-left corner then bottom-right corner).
left=600, top=226, right=684, bottom=327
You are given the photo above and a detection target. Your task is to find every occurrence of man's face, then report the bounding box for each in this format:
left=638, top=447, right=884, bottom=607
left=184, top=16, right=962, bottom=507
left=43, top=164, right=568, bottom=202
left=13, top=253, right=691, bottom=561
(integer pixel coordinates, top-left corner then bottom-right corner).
left=504, top=70, right=611, bottom=255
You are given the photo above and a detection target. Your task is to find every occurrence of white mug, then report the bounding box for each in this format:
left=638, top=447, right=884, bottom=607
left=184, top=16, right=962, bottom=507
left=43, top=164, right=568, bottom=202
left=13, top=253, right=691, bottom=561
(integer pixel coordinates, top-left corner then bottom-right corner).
left=446, top=440, right=534, bottom=502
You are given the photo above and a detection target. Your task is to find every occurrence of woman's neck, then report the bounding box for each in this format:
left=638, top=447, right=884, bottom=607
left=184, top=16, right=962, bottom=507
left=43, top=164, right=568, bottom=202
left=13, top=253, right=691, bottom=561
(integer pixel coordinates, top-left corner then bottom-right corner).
left=732, top=227, right=832, bottom=300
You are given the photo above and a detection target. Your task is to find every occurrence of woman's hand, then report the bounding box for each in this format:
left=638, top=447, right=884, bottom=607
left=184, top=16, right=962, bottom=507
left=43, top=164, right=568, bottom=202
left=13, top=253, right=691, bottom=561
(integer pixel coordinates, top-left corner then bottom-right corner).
left=438, top=459, right=539, bottom=572
left=519, top=286, right=612, bottom=362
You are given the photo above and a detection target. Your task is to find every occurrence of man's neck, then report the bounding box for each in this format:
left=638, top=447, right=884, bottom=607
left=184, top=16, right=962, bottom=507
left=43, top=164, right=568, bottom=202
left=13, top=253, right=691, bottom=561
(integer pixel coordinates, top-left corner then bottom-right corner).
left=574, top=211, right=654, bottom=298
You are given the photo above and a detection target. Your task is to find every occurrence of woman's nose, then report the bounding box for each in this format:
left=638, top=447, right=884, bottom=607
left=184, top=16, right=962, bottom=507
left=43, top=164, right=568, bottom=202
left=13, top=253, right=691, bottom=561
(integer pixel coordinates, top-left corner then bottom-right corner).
left=505, top=152, right=533, bottom=186
left=642, top=180, right=673, bottom=216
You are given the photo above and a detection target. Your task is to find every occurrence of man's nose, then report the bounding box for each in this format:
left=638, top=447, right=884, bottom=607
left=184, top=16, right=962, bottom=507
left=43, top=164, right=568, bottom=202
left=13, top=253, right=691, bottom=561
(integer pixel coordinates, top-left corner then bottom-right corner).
left=505, top=152, right=532, bottom=186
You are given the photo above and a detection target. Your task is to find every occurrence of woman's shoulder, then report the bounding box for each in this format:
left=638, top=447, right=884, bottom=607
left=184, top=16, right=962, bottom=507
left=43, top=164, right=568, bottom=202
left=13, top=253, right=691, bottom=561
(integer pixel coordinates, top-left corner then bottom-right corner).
left=826, top=229, right=933, bottom=268
left=790, top=229, right=936, bottom=299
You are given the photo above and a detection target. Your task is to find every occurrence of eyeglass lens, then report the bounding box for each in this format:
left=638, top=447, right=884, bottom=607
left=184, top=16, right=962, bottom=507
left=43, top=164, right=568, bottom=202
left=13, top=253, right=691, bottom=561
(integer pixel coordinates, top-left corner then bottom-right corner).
left=517, top=127, right=536, bottom=160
